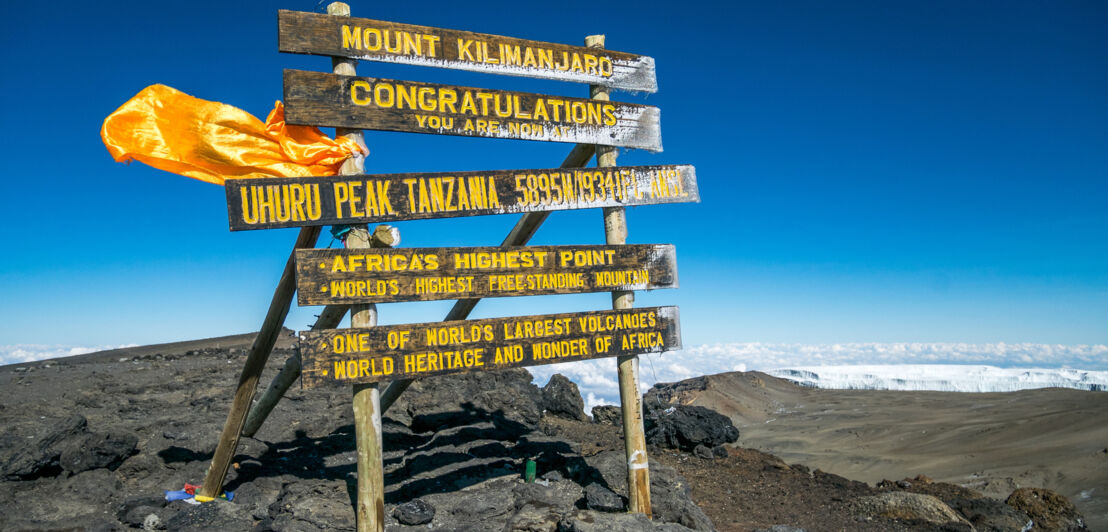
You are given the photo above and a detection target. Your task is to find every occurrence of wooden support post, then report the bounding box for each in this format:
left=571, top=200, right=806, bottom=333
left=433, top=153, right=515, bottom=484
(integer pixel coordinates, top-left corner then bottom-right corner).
left=587, top=34, right=652, bottom=517
left=378, top=142, right=596, bottom=414
left=198, top=0, right=362, bottom=500
left=326, top=7, right=389, bottom=530
left=344, top=225, right=396, bottom=532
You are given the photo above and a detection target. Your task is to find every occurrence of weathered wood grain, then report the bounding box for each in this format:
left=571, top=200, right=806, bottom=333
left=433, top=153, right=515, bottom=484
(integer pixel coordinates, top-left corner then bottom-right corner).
left=589, top=33, right=651, bottom=517
left=278, top=10, right=657, bottom=93
left=299, top=306, right=680, bottom=388
left=295, top=244, right=677, bottom=306
left=225, top=164, right=697, bottom=231
left=282, top=70, right=662, bottom=151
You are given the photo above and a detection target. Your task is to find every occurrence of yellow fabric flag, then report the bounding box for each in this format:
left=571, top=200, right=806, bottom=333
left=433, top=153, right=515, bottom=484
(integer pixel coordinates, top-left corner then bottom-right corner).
left=101, top=84, right=365, bottom=186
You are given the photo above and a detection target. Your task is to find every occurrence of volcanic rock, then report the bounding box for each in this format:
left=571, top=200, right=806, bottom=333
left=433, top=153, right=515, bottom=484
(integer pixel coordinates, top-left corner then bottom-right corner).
left=643, top=404, right=739, bottom=452
left=1, top=414, right=88, bottom=480
left=585, top=482, right=625, bottom=512
left=542, top=374, right=588, bottom=421
left=265, top=480, right=356, bottom=531
left=164, top=499, right=256, bottom=532
left=559, top=510, right=699, bottom=531
left=947, top=497, right=1032, bottom=532
left=389, top=367, right=544, bottom=431
left=592, top=405, right=622, bottom=425
left=58, top=430, right=138, bottom=474
left=1006, top=487, right=1089, bottom=531
left=392, top=498, right=435, bottom=525
left=852, top=491, right=971, bottom=528
left=585, top=449, right=714, bottom=530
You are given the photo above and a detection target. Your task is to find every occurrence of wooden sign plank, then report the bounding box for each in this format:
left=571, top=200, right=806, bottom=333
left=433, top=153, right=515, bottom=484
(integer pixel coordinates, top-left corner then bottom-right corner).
left=299, top=306, right=681, bottom=388
left=225, top=164, right=697, bottom=231
left=296, top=244, right=677, bottom=306
left=283, top=69, right=662, bottom=151
left=278, top=10, right=657, bottom=93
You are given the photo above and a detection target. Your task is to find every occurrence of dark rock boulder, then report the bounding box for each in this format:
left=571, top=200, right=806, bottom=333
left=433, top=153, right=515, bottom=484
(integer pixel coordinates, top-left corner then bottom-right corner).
left=543, top=374, right=588, bottom=421
left=265, top=480, right=355, bottom=531
left=0, top=413, right=136, bottom=480
left=592, top=405, right=622, bottom=425
left=643, top=404, right=739, bottom=452
left=584, top=450, right=714, bottom=531
left=947, top=497, right=1032, bottom=532
left=118, top=494, right=172, bottom=530
left=644, top=377, right=710, bottom=406
left=390, top=368, right=544, bottom=431
left=0, top=514, right=122, bottom=532
left=505, top=501, right=565, bottom=531
left=1, top=414, right=88, bottom=480
left=558, top=510, right=698, bottom=531
left=163, top=499, right=256, bottom=532
left=58, top=430, right=138, bottom=474
left=851, top=491, right=971, bottom=528
left=392, top=498, right=435, bottom=525
left=1006, top=487, right=1088, bottom=531
left=586, top=483, right=625, bottom=512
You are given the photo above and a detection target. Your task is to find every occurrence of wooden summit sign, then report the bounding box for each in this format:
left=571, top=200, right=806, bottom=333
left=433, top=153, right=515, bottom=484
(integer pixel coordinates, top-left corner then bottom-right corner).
left=296, top=244, right=677, bottom=305
left=225, top=164, right=697, bottom=231
left=283, top=69, right=663, bottom=151
left=200, top=4, right=680, bottom=527
left=299, top=306, right=681, bottom=388
left=278, top=10, right=657, bottom=93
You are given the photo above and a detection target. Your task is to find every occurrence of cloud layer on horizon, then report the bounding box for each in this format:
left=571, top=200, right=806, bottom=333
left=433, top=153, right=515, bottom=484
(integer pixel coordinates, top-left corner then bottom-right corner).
left=527, top=342, right=1108, bottom=412
left=4, top=341, right=1105, bottom=414
left=0, top=344, right=138, bottom=366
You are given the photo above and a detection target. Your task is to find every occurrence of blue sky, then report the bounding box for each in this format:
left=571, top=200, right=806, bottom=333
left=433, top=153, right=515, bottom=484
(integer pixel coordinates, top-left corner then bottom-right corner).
left=0, top=0, right=1104, bottom=350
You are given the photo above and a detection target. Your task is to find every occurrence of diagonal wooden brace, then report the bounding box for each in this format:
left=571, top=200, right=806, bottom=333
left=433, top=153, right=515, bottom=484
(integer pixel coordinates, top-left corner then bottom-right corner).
left=197, top=225, right=320, bottom=498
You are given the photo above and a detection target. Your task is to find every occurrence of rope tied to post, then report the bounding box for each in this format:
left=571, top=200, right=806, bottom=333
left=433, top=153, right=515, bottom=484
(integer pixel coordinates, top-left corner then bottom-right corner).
left=100, top=84, right=368, bottom=185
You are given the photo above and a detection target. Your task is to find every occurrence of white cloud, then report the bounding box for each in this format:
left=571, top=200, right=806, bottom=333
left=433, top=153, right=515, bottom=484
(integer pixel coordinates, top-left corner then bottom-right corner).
left=0, top=344, right=138, bottom=366
left=528, top=342, right=1108, bottom=413
left=767, top=365, right=1108, bottom=392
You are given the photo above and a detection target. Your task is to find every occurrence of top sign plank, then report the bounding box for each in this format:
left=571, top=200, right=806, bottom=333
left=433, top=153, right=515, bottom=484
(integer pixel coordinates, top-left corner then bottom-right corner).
left=278, top=10, right=657, bottom=93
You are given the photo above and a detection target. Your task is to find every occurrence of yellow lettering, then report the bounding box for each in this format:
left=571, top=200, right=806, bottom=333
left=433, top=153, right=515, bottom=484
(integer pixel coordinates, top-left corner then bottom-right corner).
left=333, top=182, right=350, bottom=219
left=350, top=80, right=372, bottom=106
left=364, top=28, right=381, bottom=51
left=341, top=25, right=361, bottom=50
left=374, top=83, right=395, bottom=108
left=396, top=84, right=418, bottom=110
left=457, top=38, right=475, bottom=61
left=240, top=187, right=258, bottom=224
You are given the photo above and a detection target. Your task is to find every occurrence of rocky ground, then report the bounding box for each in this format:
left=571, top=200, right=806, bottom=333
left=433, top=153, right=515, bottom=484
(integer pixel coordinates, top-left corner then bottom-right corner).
left=0, top=331, right=1092, bottom=531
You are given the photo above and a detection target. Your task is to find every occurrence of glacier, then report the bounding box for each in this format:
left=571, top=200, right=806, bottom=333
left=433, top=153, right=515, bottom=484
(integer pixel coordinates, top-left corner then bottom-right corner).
left=766, top=365, right=1108, bottom=392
